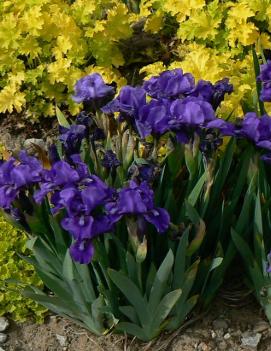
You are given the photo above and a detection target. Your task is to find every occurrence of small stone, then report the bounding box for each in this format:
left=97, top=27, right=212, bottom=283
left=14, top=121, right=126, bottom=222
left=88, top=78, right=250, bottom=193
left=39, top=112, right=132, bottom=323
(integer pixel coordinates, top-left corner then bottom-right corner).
left=198, top=342, right=208, bottom=351
left=24, top=138, right=46, bottom=155
left=212, top=319, right=228, bottom=330
left=0, top=347, right=5, bottom=351
left=0, top=334, right=7, bottom=344
left=241, top=332, right=262, bottom=348
left=218, top=341, right=227, bottom=350
left=224, top=333, right=231, bottom=340
left=253, top=321, right=269, bottom=333
left=0, top=318, right=9, bottom=332
left=56, top=334, right=67, bottom=347
left=211, top=330, right=216, bottom=339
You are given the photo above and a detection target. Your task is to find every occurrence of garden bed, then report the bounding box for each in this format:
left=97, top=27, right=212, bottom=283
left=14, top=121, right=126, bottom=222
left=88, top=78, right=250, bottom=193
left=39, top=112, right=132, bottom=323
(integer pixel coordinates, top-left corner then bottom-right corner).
left=4, top=297, right=271, bottom=351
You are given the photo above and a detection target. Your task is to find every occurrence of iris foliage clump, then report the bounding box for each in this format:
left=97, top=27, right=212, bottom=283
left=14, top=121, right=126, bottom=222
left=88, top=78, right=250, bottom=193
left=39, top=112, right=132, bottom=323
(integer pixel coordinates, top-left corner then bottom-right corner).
left=2, top=57, right=271, bottom=340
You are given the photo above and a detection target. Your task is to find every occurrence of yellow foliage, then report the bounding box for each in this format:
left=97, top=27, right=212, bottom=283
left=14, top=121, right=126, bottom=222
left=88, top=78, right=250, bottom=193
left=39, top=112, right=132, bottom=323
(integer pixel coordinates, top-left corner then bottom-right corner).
left=0, top=0, right=270, bottom=119
left=0, top=84, right=26, bottom=113
left=159, top=0, right=205, bottom=22
left=144, top=10, right=164, bottom=34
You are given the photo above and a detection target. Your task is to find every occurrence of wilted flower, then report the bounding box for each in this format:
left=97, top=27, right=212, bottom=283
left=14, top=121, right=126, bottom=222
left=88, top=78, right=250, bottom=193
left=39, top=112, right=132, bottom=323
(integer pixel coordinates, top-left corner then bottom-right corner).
left=59, top=124, right=86, bottom=155
left=76, top=111, right=94, bottom=129
left=190, top=78, right=233, bottom=110
left=258, top=61, right=271, bottom=102
left=101, top=150, right=121, bottom=169
left=91, top=127, right=105, bottom=141
left=143, top=69, right=195, bottom=99
left=212, top=78, right=233, bottom=110
left=48, top=144, right=60, bottom=164
left=199, top=131, right=223, bottom=156
left=128, top=162, right=157, bottom=183
left=72, top=73, right=115, bottom=105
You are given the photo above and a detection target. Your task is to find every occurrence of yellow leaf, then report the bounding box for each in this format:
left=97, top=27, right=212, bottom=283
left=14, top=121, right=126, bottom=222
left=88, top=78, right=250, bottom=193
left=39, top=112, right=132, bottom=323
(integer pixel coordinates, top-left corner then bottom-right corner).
left=144, top=10, right=164, bottom=33
left=0, top=85, right=26, bottom=113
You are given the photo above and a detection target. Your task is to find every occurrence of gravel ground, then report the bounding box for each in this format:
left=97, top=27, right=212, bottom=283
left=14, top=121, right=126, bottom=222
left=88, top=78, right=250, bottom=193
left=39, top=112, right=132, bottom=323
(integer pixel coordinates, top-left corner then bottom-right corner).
left=1, top=297, right=271, bottom=351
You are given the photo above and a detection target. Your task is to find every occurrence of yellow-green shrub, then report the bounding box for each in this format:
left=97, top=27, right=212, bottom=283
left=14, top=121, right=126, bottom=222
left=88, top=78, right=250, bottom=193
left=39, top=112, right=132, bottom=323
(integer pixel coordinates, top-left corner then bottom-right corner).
left=140, top=0, right=271, bottom=117
left=1, top=0, right=271, bottom=120
left=0, top=0, right=132, bottom=119
left=0, top=216, right=47, bottom=322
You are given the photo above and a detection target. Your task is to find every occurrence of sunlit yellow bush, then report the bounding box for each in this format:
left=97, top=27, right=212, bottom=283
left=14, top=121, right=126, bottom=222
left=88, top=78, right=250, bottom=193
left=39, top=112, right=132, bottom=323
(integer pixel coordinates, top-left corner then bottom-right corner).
left=1, top=0, right=271, bottom=119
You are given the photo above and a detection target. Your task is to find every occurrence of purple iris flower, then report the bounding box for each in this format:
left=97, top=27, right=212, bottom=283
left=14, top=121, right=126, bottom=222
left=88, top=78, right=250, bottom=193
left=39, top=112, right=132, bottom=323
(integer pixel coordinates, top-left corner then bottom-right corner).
left=59, top=124, right=86, bottom=155
left=36, top=162, right=117, bottom=264
left=236, top=113, right=271, bottom=151
left=70, top=239, right=94, bottom=264
left=34, top=159, right=82, bottom=204
left=143, top=69, right=195, bottom=99
left=190, top=80, right=214, bottom=102
left=81, top=176, right=115, bottom=212
left=102, top=86, right=147, bottom=119
left=107, top=180, right=170, bottom=233
left=169, top=97, right=215, bottom=128
left=72, top=73, right=115, bottom=104
left=50, top=187, right=84, bottom=216
left=258, top=61, right=271, bottom=102
left=0, top=151, right=43, bottom=209
left=136, top=99, right=171, bottom=138
left=235, top=113, right=271, bottom=162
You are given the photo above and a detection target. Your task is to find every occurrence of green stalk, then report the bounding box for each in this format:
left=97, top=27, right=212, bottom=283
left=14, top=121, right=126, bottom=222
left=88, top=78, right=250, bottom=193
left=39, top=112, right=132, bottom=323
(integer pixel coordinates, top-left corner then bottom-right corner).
left=252, top=47, right=266, bottom=116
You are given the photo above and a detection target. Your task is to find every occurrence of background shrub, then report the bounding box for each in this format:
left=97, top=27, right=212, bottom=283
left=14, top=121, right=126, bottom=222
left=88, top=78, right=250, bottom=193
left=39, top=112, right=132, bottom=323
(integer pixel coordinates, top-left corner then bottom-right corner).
left=1, top=0, right=271, bottom=120
left=0, top=215, right=47, bottom=322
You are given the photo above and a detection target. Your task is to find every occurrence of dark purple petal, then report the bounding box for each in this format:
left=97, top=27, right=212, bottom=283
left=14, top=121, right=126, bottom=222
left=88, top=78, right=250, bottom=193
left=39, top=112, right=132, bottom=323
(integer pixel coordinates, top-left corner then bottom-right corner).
left=190, top=80, right=214, bottom=102
left=102, top=86, right=146, bottom=117
left=72, top=73, right=115, bottom=103
left=70, top=239, right=94, bottom=264
left=81, top=176, right=113, bottom=213
left=175, top=130, right=190, bottom=144
left=206, top=119, right=235, bottom=136
left=261, top=153, right=271, bottom=163
left=61, top=215, right=94, bottom=240
left=143, top=69, right=195, bottom=99
left=143, top=207, right=170, bottom=233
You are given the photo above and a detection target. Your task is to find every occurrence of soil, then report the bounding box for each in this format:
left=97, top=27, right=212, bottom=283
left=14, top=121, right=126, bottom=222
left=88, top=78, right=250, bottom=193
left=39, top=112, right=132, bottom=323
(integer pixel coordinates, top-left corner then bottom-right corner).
left=0, top=113, right=57, bottom=154
left=1, top=295, right=271, bottom=351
